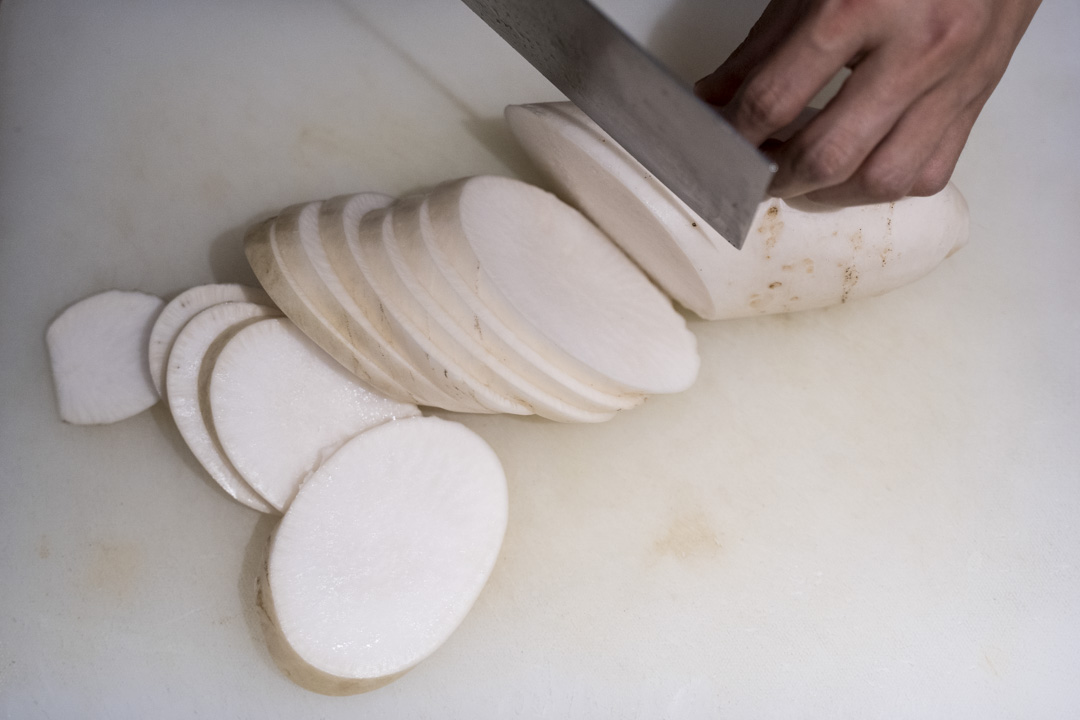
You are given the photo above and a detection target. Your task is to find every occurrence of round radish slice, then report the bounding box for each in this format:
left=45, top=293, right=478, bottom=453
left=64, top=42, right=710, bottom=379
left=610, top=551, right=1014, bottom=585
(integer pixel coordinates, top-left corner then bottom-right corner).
left=371, top=203, right=610, bottom=423
left=209, top=317, right=421, bottom=512
left=506, top=102, right=970, bottom=319
left=424, top=176, right=699, bottom=396
left=292, top=197, right=470, bottom=412
left=260, top=416, right=507, bottom=696
left=391, top=196, right=641, bottom=417
left=46, top=290, right=164, bottom=424
left=147, top=283, right=271, bottom=397
left=166, top=302, right=279, bottom=514
left=245, top=211, right=424, bottom=407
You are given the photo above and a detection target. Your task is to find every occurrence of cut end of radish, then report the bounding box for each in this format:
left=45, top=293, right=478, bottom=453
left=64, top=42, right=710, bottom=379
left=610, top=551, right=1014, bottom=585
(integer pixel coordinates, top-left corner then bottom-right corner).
left=263, top=416, right=508, bottom=694
left=46, top=290, right=165, bottom=424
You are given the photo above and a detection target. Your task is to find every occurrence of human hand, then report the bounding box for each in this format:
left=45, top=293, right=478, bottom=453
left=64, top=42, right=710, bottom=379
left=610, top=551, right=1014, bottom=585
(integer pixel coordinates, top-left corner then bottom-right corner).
left=694, top=0, right=1042, bottom=205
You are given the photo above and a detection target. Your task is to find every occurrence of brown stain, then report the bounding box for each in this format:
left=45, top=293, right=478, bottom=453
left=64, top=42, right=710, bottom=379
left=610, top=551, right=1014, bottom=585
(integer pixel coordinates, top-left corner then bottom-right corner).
left=85, top=541, right=142, bottom=600
left=37, top=535, right=51, bottom=560
left=768, top=281, right=782, bottom=289
left=756, top=203, right=784, bottom=260
left=881, top=245, right=893, bottom=267
left=841, top=265, right=859, bottom=303
left=653, top=510, right=721, bottom=561
left=850, top=228, right=864, bottom=252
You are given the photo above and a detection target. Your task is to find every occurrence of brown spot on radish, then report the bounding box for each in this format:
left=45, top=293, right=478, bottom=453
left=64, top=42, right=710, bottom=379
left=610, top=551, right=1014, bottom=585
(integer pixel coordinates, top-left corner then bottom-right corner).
left=756, top=202, right=784, bottom=259
left=804, top=259, right=814, bottom=273
left=881, top=245, right=893, bottom=267
left=850, top=228, right=864, bottom=251
left=653, top=510, right=721, bottom=561
left=841, top=265, right=859, bottom=303
left=790, top=296, right=800, bottom=302
left=769, top=282, right=782, bottom=289
left=691, top=221, right=698, bottom=228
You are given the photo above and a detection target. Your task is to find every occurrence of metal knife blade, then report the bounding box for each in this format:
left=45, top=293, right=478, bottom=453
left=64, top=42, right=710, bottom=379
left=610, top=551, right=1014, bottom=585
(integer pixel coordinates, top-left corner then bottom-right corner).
left=461, top=0, right=776, bottom=249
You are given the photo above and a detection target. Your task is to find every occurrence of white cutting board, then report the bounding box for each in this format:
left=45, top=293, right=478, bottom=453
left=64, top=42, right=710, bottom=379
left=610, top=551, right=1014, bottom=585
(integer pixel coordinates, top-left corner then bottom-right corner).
left=1, top=0, right=1078, bottom=717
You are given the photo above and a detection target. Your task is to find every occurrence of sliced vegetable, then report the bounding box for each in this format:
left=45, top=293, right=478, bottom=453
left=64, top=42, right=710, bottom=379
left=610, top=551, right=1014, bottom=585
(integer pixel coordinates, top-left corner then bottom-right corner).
left=391, top=195, right=641, bottom=416
left=505, top=101, right=971, bottom=319
left=46, top=290, right=164, bottom=425
left=323, top=201, right=516, bottom=414
left=375, top=201, right=613, bottom=422
left=165, top=301, right=279, bottom=513
left=147, top=283, right=271, bottom=397
left=423, top=176, right=699, bottom=395
left=245, top=209, right=433, bottom=407
left=209, top=317, right=421, bottom=512
left=258, top=416, right=507, bottom=695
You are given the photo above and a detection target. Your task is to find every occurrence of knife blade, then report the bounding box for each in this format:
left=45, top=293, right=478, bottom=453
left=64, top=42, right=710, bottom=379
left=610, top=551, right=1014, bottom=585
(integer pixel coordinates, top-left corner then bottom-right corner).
left=461, top=0, right=776, bottom=249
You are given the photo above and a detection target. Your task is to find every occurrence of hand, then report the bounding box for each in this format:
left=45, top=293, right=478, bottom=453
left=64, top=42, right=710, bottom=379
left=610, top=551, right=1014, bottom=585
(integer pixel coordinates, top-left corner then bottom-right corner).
left=694, top=0, right=1042, bottom=205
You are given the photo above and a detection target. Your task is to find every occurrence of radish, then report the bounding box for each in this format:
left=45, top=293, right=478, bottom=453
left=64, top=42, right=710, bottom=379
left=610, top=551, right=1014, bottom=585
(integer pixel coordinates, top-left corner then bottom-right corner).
left=298, top=196, right=478, bottom=412
left=422, top=176, right=699, bottom=396
left=505, top=101, right=970, bottom=319
left=374, top=201, right=616, bottom=423
left=258, top=416, right=507, bottom=695
left=209, top=317, right=421, bottom=512
left=147, top=283, right=271, bottom=398
left=46, top=290, right=165, bottom=424
left=390, top=195, right=643, bottom=416
left=324, top=201, right=521, bottom=414
left=245, top=210, right=434, bottom=408
left=165, top=301, right=279, bottom=513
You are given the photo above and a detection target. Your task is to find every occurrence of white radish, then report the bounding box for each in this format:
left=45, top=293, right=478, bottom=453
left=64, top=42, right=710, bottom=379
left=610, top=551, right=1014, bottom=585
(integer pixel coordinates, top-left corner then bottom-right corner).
left=46, top=290, right=164, bottom=424
left=423, top=176, right=699, bottom=396
left=209, top=317, right=421, bottom=512
left=505, top=101, right=971, bottom=319
left=245, top=210, right=431, bottom=407
left=166, top=301, right=279, bottom=513
left=324, top=201, right=519, bottom=414
left=298, top=196, right=475, bottom=411
left=258, top=416, right=507, bottom=695
left=375, top=202, right=614, bottom=423
left=391, top=195, right=642, bottom=416
left=147, top=283, right=271, bottom=397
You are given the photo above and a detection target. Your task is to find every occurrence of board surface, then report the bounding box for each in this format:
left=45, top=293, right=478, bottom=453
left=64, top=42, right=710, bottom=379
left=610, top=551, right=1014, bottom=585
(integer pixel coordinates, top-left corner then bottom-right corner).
left=1, top=0, right=1078, bottom=717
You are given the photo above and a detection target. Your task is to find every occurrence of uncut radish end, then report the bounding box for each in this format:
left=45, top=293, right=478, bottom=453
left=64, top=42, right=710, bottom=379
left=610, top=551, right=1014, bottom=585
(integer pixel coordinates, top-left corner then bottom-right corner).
left=264, top=416, right=507, bottom=694
left=47, top=289, right=165, bottom=424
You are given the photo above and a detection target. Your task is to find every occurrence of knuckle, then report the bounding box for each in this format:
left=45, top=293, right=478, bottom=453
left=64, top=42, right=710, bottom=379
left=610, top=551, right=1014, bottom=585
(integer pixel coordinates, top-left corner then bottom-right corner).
left=790, top=134, right=860, bottom=187
left=735, top=76, right=798, bottom=132
left=911, top=162, right=952, bottom=196
left=923, top=0, right=987, bottom=55
left=857, top=161, right=917, bottom=202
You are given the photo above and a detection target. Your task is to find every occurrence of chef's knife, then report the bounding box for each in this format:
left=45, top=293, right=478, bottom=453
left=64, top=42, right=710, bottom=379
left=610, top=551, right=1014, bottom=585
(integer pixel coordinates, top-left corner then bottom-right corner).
left=461, top=0, right=776, bottom=249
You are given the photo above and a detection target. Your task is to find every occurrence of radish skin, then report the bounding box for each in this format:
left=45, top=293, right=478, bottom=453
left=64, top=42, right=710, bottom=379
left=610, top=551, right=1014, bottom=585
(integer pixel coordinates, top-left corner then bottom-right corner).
left=46, top=290, right=164, bottom=424
left=260, top=417, right=507, bottom=695
left=147, top=283, right=271, bottom=397
left=505, top=101, right=970, bottom=319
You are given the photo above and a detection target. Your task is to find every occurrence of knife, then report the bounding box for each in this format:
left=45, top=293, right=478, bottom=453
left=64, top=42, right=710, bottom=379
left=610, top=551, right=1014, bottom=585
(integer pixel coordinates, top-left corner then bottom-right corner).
left=460, top=0, right=776, bottom=249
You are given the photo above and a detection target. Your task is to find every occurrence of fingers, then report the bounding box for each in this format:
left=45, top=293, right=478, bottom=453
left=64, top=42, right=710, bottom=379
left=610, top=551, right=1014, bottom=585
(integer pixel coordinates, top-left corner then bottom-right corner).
left=694, top=0, right=811, bottom=107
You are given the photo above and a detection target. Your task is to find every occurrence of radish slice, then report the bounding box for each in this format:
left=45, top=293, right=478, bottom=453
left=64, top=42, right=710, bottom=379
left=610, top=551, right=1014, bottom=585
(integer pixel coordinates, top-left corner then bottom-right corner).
left=166, top=301, right=279, bottom=514
left=244, top=211, right=426, bottom=407
left=209, top=317, right=421, bottom=512
left=506, top=101, right=970, bottom=319
left=294, top=197, right=471, bottom=412
left=259, top=416, right=507, bottom=695
left=391, top=196, right=641, bottom=416
left=374, top=202, right=611, bottom=422
left=46, top=290, right=164, bottom=424
left=424, top=176, right=699, bottom=396
left=322, top=199, right=512, bottom=415
left=147, top=283, right=271, bottom=397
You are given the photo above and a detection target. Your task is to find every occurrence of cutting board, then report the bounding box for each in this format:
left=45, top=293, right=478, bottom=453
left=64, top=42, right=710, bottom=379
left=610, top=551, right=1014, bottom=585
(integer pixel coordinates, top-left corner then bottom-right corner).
left=1, top=0, right=1078, bottom=717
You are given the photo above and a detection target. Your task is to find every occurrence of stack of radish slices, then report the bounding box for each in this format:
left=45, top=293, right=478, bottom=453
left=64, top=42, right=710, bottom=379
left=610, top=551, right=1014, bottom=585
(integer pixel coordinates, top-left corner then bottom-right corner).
left=243, top=177, right=700, bottom=422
